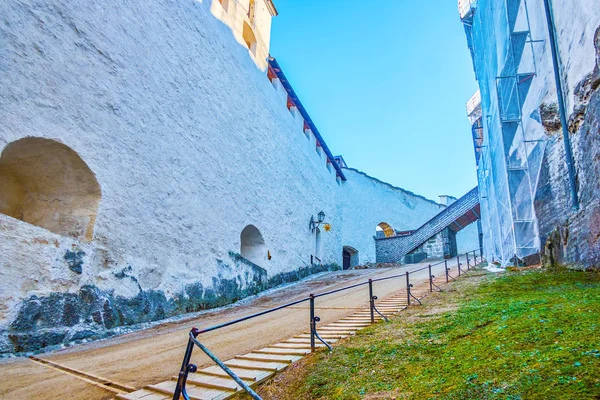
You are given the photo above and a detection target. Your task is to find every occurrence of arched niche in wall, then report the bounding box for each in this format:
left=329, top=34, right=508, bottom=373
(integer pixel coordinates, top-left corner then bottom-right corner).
left=376, top=222, right=395, bottom=238
left=0, top=137, right=101, bottom=242
left=240, top=224, right=266, bottom=266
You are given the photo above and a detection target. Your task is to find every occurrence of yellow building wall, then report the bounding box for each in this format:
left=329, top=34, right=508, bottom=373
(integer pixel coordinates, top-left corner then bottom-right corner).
left=210, top=0, right=276, bottom=70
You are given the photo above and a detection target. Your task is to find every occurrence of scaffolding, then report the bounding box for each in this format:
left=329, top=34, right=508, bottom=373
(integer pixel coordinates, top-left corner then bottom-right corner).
left=461, top=0, right=548, bottom=266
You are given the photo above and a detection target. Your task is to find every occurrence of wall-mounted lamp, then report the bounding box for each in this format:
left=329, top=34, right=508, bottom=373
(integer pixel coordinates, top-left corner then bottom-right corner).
left=309, top=211, right=326, bottom=232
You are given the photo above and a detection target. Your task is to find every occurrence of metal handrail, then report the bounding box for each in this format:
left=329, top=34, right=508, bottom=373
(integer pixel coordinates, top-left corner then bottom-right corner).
left=430, top=259, right=447, bottom=267
left=172, top=249, right=482, bottom=399
left=371, top=272, right=409, bottom=283
left=193, top=297, right=310, bottom=336
left=371, top=296, right=389, bottom=322
left=314, top=280, right=369, bottom=298
left=407, top=283, right=422, bottom=305
left=312, top=317, right=333, bottom=352
left=174, top=329, right=262, bottom=400
left=430, top=274, right=443, bottom=292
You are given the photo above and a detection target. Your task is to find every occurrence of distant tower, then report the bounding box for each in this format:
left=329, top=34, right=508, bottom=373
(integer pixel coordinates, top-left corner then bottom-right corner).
left=212, top=0, right=278, bottom=70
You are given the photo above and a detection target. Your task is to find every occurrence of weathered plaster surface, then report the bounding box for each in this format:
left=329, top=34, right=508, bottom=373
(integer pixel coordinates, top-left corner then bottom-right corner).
left=465, top=0, right=599, bottom=266
left=533, top=4, right=600, bottom=268
left=0, top=0, right=479, bottom=353
left=339, top=168, right=446, bottom=263
left=456, top=220, right=480, bottom=254
left=536, top=27, right=600, bottom=267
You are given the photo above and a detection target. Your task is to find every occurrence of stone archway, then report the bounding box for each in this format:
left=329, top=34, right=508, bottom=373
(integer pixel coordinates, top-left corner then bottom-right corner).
left=376, top=222, right=395, bottom=238
left=240, top=224, right=266, bottom=266
left=0, top=137, right=101, bottom=242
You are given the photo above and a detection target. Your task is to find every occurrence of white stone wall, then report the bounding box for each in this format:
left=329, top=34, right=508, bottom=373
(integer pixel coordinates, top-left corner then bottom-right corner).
left=545, top=0, right=600, bottom=114
left=0, top=0, right=474, bottom=351
left=0, top=0, right=343, bottom=330
left=456, top=223, right=480, bottom=254
left=515, top=0, right=600, bottom=114
left=0, top=215, right=93, bottom=330
left=339, top=169, right=445, bottom=264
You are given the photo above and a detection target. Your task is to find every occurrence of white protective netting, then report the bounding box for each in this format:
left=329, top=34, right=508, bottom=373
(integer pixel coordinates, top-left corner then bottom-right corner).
left=462, top=0, right=553, bottom=266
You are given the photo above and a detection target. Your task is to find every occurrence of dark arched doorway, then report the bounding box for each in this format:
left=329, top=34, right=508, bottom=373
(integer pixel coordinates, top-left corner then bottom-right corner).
left=342, top=246, right=359, bottom=270
left=240, top=224, right=266, bottom=266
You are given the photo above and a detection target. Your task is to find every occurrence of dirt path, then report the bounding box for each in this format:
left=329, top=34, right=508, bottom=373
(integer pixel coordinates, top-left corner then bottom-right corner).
left=0, top=259, right=460, bottom=400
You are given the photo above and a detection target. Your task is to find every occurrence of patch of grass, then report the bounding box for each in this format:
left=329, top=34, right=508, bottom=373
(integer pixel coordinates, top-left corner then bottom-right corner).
left=255, top=268, right=600, bottom=399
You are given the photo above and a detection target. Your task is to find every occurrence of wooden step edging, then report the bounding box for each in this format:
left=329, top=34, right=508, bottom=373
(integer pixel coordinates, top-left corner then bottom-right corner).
left=119, top=272, right=463, bottom=400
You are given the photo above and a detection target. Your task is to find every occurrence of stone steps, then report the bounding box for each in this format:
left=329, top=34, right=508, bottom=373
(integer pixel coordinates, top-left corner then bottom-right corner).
left=118, top=276, right=453, bottom=400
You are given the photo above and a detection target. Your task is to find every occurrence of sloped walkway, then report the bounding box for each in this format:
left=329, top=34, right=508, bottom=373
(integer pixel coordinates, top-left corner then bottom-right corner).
left=118, top=263, right=467, bottom=400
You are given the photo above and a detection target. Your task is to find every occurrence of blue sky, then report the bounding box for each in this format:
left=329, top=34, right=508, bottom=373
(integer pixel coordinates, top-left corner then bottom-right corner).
left=270, top=0, right=479, bottom=202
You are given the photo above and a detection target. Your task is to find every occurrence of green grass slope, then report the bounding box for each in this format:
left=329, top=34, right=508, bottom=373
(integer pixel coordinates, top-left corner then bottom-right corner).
left=254, top=267, right=600, bottom=400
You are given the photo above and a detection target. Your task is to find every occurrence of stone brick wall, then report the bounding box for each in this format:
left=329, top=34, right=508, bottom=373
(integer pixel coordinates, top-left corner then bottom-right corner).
left=376, top=227, right=472, bottom=264
left=416, top=233, right=445, bottom=259
left=375, top=231, right=445, bottom=263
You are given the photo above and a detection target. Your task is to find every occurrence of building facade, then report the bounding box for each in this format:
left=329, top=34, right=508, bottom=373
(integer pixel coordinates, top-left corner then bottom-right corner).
left=0, top=0, right=478, bottom=353
left=461, top=0, right=600, bottom=267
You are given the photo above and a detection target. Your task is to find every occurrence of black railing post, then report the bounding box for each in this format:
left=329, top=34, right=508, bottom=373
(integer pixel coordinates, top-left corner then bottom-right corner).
left=445, top=258, right=449, bottom=283
left=457, top=254, right=461, bottom=277
left=473, top=250, right=477, bottom=265
left=480, top=247, right=483, bottom=258
left=368, top=279, right=375, bottom=324
left=466, top=252, right=470, bottom=270
left=406, top=271, right=410, bottom=305
left=309, top=294, right=316, bottom=352
left=173, top=328, right=199, bottom=400
left=428, top=264, right=433, bottom=292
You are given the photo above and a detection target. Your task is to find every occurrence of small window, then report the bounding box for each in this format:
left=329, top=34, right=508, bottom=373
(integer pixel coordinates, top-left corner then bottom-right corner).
left=303, top=122, right=311, bottom=140
left=242, top=21, right=257, bottom=55
left=247, top=0, right=256, bottom=26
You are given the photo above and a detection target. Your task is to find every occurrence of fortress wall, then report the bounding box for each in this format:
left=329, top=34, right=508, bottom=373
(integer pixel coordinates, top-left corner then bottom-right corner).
left=456, top=223, right=480, bottom=255
left=0, top=0, right=468, bottom=353
left=339, top=168, right=444, bottom=264
left=525, top=0, right=600, bottom=267
left=0, top=0, right=344, bottom=353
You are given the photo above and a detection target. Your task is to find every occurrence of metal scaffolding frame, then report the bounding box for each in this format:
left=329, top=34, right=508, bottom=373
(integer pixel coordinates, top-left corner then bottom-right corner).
left=462, top=0, right=548, bottom=265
